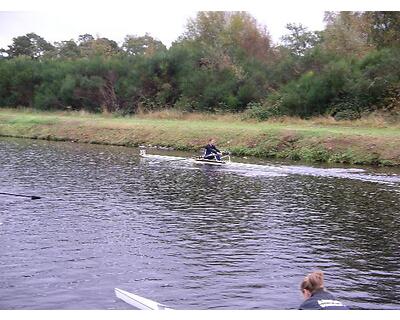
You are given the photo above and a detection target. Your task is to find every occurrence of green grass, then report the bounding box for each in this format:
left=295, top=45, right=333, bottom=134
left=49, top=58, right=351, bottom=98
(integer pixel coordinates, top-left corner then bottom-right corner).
left=1, top=108, right=398, bottom=137
left=1, top=108, right=400, bottom=166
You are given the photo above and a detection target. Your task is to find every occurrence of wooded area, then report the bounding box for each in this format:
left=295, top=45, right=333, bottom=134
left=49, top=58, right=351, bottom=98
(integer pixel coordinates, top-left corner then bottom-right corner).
left=1, top=11, right=399, bottom=120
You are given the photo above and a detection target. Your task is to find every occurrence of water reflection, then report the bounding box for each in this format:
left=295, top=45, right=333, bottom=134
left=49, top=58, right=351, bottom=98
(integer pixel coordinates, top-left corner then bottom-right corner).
left=1, top=138, right=400, bottom=309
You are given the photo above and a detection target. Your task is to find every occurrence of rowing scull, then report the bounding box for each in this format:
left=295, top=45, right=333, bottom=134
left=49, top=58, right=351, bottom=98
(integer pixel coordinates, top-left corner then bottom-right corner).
left=139, top=147, right=230, bottom=166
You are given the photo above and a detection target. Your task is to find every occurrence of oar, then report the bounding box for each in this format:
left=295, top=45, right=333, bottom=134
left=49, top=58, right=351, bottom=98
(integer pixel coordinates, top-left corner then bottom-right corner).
left=0, top=192, right=41, bottom=200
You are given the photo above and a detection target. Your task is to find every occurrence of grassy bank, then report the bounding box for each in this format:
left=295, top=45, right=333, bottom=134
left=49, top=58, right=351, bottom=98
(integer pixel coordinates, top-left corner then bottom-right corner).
left=1, top=108, right=400, bottom=166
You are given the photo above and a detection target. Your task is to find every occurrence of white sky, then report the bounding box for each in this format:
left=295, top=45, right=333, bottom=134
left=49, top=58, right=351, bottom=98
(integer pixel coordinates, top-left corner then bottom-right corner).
left=0, top=0, right=399, bottom=49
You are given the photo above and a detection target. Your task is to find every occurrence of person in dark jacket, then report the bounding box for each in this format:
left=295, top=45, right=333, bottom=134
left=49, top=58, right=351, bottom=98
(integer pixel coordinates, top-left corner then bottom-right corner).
left=299, top=270, right=349, bottom=310
left=203, top=138, right=222, bottom=161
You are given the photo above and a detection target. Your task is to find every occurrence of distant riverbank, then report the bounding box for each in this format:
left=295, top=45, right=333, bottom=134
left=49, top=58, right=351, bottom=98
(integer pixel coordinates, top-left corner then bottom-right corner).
left=1, top=108, right=400, bottom=166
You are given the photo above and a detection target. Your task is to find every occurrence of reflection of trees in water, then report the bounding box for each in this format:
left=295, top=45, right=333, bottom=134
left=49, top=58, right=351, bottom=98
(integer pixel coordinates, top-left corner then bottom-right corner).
left=131, top=162, right=305, bottom=301
left=135, top=163, right=268, bottom=229
left=130, top=162, right=304, bottom=259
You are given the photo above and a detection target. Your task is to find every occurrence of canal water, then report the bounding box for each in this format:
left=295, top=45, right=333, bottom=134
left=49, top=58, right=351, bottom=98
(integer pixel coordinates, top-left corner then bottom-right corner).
left=1, top=137, right=400, bottom=309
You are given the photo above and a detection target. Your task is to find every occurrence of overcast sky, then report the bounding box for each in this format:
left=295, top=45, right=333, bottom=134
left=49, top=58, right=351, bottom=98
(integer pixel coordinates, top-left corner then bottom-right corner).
left=0, top=0, right=399, bottom=49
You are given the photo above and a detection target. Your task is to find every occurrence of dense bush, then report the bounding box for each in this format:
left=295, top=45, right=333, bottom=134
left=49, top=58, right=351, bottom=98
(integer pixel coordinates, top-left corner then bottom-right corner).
left=1, top=11, right=400, bottom=120
left=243, top=100, right=283, bottom=121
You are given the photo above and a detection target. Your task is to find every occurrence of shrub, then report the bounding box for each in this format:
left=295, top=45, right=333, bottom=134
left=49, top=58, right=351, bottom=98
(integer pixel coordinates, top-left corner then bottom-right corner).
left=174, top=96, right=200, bottom=112
left=243, top=100, right=283, bottom=121
left=298, top=146, right=331, bottom=162
left=327, top=97, right=362, bottom=120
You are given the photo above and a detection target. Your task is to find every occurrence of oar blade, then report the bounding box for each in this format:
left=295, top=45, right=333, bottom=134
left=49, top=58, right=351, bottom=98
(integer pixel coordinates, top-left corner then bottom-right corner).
left=0, top=192, right=41, bottom=200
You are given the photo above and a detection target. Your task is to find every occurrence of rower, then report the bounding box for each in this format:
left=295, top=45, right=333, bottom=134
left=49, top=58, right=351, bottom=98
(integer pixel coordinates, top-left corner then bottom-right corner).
left=139, top=146, right=147, bottom=157
left=203, top=138, right=222, bottom=161
left=299, top=270, right=349, bottom=310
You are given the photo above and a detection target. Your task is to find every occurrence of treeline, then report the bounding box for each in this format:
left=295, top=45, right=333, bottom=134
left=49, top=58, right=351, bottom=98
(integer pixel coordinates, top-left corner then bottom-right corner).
left=0, top=11, right=400, bottom=120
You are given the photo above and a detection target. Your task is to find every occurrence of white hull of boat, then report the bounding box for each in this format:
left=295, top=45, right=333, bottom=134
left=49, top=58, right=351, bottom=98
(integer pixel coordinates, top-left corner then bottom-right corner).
left=139, top=147, right=230, bottom=166
left=115, top=288, right=172, bottom=310
left=192, top=157, right=228, bottom=165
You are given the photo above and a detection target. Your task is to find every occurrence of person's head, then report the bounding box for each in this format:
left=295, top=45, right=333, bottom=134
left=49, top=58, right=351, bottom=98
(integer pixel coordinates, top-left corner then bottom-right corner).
left=300, top=270, right=325, bottom=299
left=208, top=138, right=216, bottom=145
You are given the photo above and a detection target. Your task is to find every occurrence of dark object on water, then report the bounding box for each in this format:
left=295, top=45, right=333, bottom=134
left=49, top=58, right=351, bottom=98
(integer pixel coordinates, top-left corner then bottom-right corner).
left=0, top=192, right=41, bottom=200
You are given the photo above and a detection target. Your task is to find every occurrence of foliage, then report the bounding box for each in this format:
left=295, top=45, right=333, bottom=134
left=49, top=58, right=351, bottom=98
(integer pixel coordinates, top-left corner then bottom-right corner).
left=321, top=12, right=375, bottom=58
left=264, top=60, right=353, bottom=118
left=2, top=33, right=55, bottom=59
left=0, top=56, right=40, bottom=107
left=281, top=23, right=322, bottom=56
left=122, top=33, right=167, bottom=56
left=243, top=101, right=283, bottom=121
left=365, top=11, right=400, bottom=48
left=328, top=98, right=362, bottom=120
left=0, top=11, right=400, bottom=121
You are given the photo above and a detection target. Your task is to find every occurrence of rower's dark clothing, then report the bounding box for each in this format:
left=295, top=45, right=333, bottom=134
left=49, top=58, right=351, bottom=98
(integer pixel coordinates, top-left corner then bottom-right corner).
left=204, top=144, right=221, bottom=160
left=299, top=289, right=348, bottom=310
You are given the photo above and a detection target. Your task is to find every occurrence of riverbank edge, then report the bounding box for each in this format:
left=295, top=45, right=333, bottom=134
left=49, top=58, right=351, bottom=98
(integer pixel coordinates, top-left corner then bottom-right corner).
left=1, top=110, right=400, bottom=166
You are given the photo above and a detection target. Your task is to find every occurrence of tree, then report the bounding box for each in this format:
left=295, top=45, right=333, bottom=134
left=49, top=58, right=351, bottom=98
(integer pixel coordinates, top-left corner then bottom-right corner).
left=170, top=12, right=275, bottom=112
left=78, top=34, right=95, bottom=44
left=365, top=11, right=400, bottom=48
left=281, top=23, right=322, bottom=56
left=0, top=56, right=40, bottom=106
left=54, top=40, right=80, bottom=59
left=180, top=11, right=272, bottom=63
left=78, top=34, right=120, bottom=57
left=122, top=34, right=166, bottom=56
left=90, top=38, right=120, bottom=57
left=321, top=11, right=374, bottom=58
left=0, top=48, right=8, bottom=59
left=181, top=11, right=227, bottom=47
left=4, top=33, right=55, bottom=59
left=224, top=11, right=272, bottom=62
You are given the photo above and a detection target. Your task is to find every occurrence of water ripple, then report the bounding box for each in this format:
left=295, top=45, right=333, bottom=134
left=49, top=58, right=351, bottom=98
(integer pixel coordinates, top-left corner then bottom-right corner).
left=1, top=138, right=400, bottom=309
